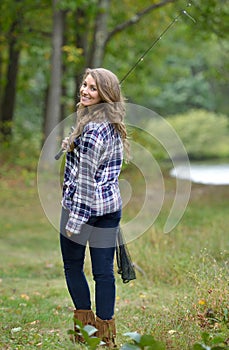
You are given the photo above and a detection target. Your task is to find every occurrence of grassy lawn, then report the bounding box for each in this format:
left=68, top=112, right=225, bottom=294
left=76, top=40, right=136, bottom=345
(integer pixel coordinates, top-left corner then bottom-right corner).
left=0, top=162, right=228, bottom=349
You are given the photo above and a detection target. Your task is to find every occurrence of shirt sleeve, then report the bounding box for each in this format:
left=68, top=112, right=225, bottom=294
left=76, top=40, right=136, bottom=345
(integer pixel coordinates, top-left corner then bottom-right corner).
left=65, top=125, right=104, bottom=234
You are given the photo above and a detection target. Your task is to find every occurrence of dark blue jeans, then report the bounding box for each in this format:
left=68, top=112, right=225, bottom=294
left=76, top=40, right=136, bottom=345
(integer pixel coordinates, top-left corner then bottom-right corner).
left=60, top=207, right=121, bottom=320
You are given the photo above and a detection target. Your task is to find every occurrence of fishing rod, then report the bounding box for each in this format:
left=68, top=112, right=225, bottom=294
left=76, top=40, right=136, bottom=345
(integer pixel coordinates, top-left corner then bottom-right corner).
left=55, top=3, right=196, bottom=160
left=119, top=2, right=196, bottom=85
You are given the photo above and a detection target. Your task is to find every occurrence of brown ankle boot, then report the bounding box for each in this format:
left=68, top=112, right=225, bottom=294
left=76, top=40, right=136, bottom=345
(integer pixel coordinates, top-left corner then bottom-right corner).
left=95, top=316, right=117, bottom=348
left=73, top=309, right=96, bottom=343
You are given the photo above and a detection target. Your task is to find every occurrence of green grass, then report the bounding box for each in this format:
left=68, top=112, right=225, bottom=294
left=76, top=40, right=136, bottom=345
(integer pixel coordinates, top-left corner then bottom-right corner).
left=0, top=162, right=228, bottom=349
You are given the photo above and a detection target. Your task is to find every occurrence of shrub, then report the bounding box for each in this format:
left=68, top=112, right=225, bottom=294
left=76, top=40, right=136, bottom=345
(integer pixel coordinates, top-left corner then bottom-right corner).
left=166, top=110, right=229, bottom=160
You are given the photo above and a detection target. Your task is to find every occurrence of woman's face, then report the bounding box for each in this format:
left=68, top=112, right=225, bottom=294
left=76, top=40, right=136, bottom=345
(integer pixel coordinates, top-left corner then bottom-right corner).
left=80, top=74, right=102, bottom=106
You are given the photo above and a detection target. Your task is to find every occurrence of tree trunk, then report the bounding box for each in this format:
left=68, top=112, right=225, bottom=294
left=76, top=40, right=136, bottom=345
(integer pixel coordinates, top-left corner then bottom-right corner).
left=60, top=14, right=68, bottom=142
left=73, top=7, right=88, bottom=105
left=42, top=0, right=65, bottom=164
left=87, top=0, right=110, bottom=68
left=0, top=21, right=20, bottom=140
left=73, top=0, right=110, bottom=100
left=0, top=19, right=3, bottom=112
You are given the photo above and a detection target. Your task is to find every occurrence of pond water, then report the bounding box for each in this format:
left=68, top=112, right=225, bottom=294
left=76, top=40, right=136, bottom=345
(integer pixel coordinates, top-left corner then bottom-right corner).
left=170, top=163, right=229, bottom=185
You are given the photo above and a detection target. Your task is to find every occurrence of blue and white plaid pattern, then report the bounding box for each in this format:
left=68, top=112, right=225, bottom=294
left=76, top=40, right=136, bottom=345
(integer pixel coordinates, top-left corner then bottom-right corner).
left=62, top=121, right=123, bottom=234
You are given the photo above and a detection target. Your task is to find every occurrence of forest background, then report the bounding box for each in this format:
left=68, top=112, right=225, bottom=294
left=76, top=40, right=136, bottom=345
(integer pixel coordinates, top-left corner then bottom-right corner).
left=0, top=0, right=228, bottom=161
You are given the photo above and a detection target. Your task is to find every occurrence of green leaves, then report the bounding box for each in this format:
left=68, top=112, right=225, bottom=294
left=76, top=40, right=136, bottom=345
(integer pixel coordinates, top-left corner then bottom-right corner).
left=124, top=332, right=142, bottom=343
left=121, top=345, right=141, bottom=350
left=166, top=110, right=229, bottom=160
left=192, top=332, right=229, bottom=350
left=121, top=330, right=229, bottom=350
left=69, top=319, right=102, bottom=350
left=121, top=331, right=166, bottom=350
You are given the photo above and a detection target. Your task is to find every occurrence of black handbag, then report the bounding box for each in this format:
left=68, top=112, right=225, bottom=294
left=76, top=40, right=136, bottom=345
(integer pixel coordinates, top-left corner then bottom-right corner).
left=116, top=227, right=136, bottom=283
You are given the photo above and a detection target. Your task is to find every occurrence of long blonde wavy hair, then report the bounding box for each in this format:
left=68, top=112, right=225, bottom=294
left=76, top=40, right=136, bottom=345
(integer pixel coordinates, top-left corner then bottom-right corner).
left=69, top=68, right=129, bottom=159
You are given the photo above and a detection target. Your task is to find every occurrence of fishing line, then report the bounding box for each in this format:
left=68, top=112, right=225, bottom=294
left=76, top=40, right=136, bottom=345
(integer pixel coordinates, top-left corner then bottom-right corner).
left=119, top=3, right=196, bottom=85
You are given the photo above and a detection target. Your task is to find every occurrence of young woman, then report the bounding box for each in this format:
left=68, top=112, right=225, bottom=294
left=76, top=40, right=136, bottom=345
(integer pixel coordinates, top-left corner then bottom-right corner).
left=60, top=68, right=129, bottom=347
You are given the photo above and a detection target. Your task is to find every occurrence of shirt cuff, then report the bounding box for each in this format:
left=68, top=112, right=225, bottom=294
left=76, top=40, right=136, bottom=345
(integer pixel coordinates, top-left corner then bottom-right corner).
left=65, top=211, right=81, bottom=234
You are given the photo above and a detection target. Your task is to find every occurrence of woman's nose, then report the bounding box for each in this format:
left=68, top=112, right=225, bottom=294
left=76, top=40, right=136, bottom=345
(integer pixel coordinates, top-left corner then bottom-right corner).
left=81, top=86, right=88, bottom=94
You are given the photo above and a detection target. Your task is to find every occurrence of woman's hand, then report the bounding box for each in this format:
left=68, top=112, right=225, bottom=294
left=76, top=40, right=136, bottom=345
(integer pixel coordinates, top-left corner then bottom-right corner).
left=66, top=230, right=73, bottom=237
left=61, top=137, right=69, bottom=151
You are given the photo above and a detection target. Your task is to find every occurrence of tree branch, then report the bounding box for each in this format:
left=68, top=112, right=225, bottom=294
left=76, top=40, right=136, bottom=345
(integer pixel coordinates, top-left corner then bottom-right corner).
left=105, top=0, right=177, bottom=45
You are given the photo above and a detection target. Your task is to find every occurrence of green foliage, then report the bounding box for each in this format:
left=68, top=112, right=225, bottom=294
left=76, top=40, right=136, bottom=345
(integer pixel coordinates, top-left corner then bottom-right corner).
left=121, top=332, right=166, bottom=350
left=128, top=110, right=229, bottom=162
left=128, top=126, right=167, bottom=162
left=68, top=319, right=101, bottom=349
left=190, top=0, right=229, bottom=39
left=106, top=1, right=228, bottom=115
left=192, top=332, right=229, bottom=350
left=1, top=119, right=42, bottom=171
left=166, top=110, right=229, bottom=159
left=1, top=0, right=228, bottom=147
left=151, top=72, right=215, bottom=114
left=65, top=327, right=229, bottom=350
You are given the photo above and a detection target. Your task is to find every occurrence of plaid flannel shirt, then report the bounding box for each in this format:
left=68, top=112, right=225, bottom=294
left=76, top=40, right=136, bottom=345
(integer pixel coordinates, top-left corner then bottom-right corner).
left=62, top=121, right=123, bottom=234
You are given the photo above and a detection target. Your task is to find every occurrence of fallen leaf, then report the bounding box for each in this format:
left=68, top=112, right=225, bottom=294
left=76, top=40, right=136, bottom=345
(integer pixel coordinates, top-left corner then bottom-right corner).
left=11, top=327, right=22, bottom=333
left=20, top=294, right=30, bottom=301
left=29, top=320, right=40, bottom=325
left=139, top=293, right=146, bottom=298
